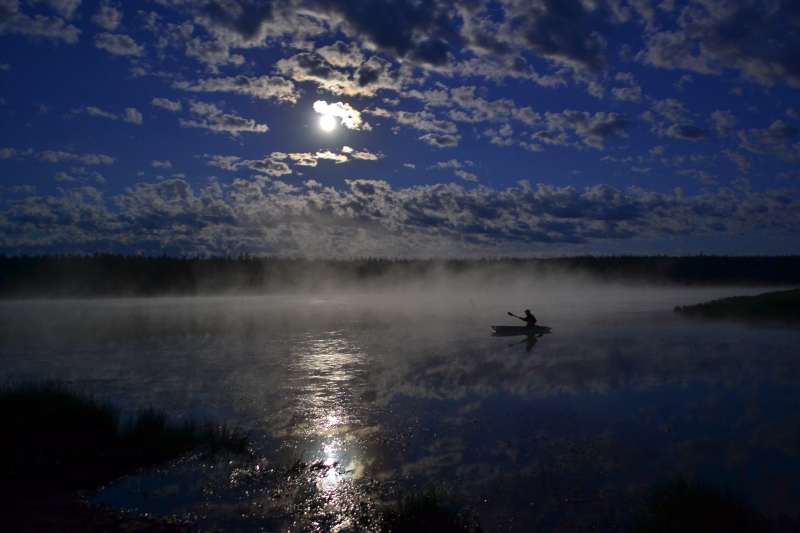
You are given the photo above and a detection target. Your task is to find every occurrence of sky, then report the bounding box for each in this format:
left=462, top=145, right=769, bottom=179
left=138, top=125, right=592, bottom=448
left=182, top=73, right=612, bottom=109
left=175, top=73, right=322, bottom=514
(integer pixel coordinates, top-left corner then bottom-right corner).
left=1, top=0, right=799, bottom=258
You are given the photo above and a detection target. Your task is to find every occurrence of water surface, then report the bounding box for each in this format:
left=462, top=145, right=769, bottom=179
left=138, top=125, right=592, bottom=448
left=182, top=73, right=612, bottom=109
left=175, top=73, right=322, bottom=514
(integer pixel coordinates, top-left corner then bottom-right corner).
left=1, top=283, right=798, bottom=532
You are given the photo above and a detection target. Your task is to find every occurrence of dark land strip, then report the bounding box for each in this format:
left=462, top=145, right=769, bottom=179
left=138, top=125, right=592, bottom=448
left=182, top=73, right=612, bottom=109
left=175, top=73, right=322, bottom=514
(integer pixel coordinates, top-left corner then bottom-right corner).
left=2, top=254, right=800, bottom=297
left=675, top=288, right=800, bottom=324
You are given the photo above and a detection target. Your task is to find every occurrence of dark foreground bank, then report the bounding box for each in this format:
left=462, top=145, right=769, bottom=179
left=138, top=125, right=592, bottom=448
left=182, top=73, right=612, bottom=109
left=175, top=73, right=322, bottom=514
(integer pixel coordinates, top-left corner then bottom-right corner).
left=2, top=254, right=800, bottom=297
left=0, top=380, right=248, bottom=532
left=674, top=288, right=800, bottom=323
left=2, top=381, right=797, bottom=532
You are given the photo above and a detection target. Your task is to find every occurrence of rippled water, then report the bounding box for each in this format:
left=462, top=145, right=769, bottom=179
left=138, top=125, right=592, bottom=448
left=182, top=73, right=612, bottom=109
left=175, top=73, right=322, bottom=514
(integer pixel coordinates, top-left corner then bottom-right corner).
left=2, top=283, right=799, bottom=532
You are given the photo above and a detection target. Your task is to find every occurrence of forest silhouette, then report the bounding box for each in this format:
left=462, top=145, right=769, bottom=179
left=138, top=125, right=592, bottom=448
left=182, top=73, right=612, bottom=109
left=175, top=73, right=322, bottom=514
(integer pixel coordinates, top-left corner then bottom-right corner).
left=1, top=254, right=799, bottom=297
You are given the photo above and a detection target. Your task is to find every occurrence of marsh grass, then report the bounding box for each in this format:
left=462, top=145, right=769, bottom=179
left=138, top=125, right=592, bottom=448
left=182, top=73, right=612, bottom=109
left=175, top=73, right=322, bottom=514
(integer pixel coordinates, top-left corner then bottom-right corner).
left=381, top=489, right=482, bottom=533
left=282, top=448, right=307, bottom=474
left=0, top=379, right=248, bottom=500
left=637, top=479, right=799, bottom=533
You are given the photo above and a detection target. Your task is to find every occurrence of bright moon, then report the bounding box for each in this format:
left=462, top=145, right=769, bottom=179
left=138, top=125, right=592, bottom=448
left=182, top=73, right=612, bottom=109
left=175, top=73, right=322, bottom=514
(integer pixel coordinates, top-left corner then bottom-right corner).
left=320, top=115, right=336, bottom=131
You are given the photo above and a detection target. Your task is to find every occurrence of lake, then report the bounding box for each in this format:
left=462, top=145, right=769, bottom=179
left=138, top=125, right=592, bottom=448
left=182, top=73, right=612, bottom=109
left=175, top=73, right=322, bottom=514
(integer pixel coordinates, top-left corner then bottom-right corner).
left=1, top=281, right=798, bottom=532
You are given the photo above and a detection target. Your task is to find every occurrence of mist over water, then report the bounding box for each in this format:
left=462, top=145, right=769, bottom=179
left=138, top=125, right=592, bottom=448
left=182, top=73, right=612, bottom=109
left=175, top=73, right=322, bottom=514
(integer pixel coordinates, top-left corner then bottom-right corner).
left=2, top=277, right=798, bottom=531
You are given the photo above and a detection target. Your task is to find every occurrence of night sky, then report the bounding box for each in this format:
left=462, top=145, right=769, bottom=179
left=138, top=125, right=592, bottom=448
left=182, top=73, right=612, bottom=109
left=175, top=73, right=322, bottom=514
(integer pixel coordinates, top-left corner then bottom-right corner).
left=1, top=0, right=799, bottom=257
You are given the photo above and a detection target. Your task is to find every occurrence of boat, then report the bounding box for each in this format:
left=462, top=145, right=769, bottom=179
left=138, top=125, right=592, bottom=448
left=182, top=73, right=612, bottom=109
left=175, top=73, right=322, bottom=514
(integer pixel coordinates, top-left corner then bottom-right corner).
left=491, top=325, right=552, bottom=337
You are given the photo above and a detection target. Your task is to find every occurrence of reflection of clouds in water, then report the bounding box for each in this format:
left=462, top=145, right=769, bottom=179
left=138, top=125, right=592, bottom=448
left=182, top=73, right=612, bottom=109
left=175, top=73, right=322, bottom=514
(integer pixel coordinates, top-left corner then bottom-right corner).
left=366, top=323, right=800, bottom=406
left=751, top=417, right=800, bottom=459
left=3, top=291, right=800, bottom=528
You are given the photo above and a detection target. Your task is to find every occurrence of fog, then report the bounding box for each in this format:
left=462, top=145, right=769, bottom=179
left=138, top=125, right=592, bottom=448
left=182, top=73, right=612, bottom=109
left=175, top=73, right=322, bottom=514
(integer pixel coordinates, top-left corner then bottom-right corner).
left=0, top=271, right=776, bottom=345
left=2, top=276, right=798, bottom=532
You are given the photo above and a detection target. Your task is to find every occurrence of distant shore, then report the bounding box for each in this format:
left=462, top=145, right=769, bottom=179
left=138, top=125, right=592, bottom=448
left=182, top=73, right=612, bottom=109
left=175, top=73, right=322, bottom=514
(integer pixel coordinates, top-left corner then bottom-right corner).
left=2, top=254, right=800, bottom=298
left=674, top=288, right=800, bottom=323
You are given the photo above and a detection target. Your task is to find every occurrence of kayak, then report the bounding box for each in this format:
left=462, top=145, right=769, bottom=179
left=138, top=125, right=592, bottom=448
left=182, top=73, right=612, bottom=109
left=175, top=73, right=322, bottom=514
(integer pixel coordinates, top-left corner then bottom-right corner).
left=491, top=325, right=552, bottom=336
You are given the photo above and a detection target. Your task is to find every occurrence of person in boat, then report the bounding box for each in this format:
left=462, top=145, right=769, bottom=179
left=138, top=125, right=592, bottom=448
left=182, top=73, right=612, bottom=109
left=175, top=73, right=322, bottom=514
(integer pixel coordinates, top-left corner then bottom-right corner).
left=518, top=309, right=537, bottom=328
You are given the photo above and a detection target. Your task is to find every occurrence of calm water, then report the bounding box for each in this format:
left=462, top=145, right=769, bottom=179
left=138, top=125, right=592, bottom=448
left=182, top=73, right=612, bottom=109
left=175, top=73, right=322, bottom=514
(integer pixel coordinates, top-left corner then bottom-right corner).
left=1, top=283, right=799, bottom=532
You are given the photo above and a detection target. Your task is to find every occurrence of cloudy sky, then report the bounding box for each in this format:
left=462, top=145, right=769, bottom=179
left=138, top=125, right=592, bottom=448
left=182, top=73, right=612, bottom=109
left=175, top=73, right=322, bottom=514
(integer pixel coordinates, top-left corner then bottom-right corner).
left=1, top=0, right=799, bottom=257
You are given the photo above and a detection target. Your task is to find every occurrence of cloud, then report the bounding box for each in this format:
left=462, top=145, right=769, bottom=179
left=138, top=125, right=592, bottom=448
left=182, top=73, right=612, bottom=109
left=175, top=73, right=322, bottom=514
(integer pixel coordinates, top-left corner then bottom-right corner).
left=448, top=86, right=541, bottom=126
left=431, top=159, right=473, bottom=170
left=152, top=160, right=172, bottom=169
left=94, top=33, right=145, bottom=56
left=418, top=133, right=460, bottom=148
left=175, top=75, right=300, bottom=104
left=3, top=178, right=800, bottom=256
left=313, top=100, right=368, bottom=130
left=611, top=72, right=642, bottom=102
left=71, top=106, right=143, bottom=124
left=531, top=130, right=570, bottom=146
left=611, top=86, right=642, bottom=102
left=737, top=120, right=800, bottom=161
left=430, top=159, right=477, bottom=180
left=303, top=0, right=459, bottom=67
left=37, top=0, right=81, bottom=19
left=54, top=171, right=75, bottom=182
left=459, top=0, right=617, bottom=74
left=675, top=74, right=694, bottom=91
left=777, top=171, right=799, bottom=181
left=84, top=106, right=117, bottom=120
left=723, top=150, right=752, bottom=174
left=651, top=98, right=690, bottom=123
left=240, top=157, right=292, bottom=176
left=152, top=98, right=182, bottom=112
left=368, top=107, right=457, bottom=134
left=454, top=169, right=478, bottom=181
left=274, top=52, right=409, bottom=96
left=206, top=155, right=241, bottom=170
left=153, top=17, right=245, bottom=73
left=314, top=150, right=348, bottom=164
left=0, top=147, right=19, bottom=159
left=0, top=1, right=80, bottom=43
left=38, top=151, right=115, bottom=165
left=180, top=101, right=268, bottom=136
left=92, top=2, right=123, bottom=31
left=665, top=124, right=710, bottom=141
left=343, top=147, right=381, bottom=161
left=712, top=110, right=737, bottom=137
left=124, top=108, right=142, bottom=125
left=638, top=0, right=800, bottom=88
left=183, top=37, right=245, bottom=73
left=678, top=169, right=718, bottom=185
left=197, top=0, right=280, bottom=46
left=8, top=184, right=36, bottom=193
left=542, top=111, right=631, bottom=149
left=205, top=154, right=292, bottom=175
left=316, top=40, right=365, bottom=67
left=289, top=153, right=318, bottom=167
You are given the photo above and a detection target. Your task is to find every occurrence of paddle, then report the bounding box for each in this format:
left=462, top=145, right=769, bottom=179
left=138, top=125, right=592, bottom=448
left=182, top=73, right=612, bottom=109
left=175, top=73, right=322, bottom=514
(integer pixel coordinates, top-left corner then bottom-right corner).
left=508, top=311, right=523, bottom=320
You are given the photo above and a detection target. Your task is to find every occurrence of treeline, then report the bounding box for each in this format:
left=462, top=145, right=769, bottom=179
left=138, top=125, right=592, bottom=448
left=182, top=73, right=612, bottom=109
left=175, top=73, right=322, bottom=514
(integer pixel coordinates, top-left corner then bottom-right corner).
left=0, top=254, right=799, bottom=297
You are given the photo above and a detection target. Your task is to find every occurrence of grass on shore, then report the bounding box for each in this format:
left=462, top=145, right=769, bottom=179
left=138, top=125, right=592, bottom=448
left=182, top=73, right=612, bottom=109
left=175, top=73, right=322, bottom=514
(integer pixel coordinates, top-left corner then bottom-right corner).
left=637, top=479, right=798, bottom=533
left=381, top=489, right=483, bottom=533
left=674, top=288, right=800, bottom=323
left=0, top=379, right=248, bottom=500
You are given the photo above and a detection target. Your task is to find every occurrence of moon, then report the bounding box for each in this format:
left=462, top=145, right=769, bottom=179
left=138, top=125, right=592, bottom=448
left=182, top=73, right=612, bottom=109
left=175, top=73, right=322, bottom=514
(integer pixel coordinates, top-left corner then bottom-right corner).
left=320, top=115, right=336, bottom=131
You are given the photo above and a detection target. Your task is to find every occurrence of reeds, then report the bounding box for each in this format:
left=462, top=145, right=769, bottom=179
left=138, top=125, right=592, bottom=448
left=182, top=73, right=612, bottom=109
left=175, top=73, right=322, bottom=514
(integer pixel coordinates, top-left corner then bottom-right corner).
left=381, top=489, right=482, bottom=533
left=0, top=379, right=248, bottom=500
left=637, top=479, right=798, bottom=533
